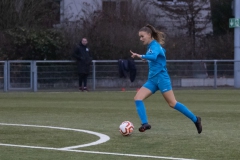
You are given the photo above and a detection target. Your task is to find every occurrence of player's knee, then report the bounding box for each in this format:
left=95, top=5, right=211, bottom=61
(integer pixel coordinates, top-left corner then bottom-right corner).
left=134, top=95, right=142, bottom=101
left=134, top=96, right=140, bottom=101
left=168, top=101, right=177, bottom=108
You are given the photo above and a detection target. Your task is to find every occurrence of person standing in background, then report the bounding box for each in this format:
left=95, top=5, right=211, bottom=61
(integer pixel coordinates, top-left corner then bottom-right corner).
left=73, top=37, right=92, bottom=92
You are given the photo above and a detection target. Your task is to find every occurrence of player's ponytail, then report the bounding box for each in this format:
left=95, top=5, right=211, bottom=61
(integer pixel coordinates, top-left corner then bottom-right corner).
left=139, top=24, right=165, bottom=45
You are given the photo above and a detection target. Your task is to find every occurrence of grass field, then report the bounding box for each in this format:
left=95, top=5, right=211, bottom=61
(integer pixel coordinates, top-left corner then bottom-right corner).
left=0, top=89, right=240, bottom=160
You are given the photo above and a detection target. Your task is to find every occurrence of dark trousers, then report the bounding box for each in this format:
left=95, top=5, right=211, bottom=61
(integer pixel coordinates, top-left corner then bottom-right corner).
left=79, top=73, right=88, bottom=88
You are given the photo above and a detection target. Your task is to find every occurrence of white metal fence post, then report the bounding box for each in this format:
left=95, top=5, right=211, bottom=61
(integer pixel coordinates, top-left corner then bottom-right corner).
left=33, top=61, right=37, bottom=92
left=7, top=61, right=10, bottom=90
left=92, top=60, right=96, bottom=91
left=214, top=60, right=217, bottom=89
left=4, top=61, right=7, bottom=92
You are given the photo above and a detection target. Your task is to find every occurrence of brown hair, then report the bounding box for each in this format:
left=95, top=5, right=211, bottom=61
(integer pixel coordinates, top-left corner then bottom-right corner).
left=139, top=24, right=165, bottom=45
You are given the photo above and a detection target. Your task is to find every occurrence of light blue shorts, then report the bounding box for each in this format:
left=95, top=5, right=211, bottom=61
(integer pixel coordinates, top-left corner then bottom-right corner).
left=143, top=71, right=172, bottom=94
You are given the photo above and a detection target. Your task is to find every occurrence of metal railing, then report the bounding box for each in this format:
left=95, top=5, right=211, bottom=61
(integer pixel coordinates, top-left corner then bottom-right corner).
left=0, top=60, right=239, bottom=92
left=0, top=61, right=7, bottom=92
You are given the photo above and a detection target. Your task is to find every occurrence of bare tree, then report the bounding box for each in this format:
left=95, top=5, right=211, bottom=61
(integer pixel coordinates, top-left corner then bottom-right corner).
left=146, top=0, right=212, bottom=59
left=62, top=0, right=163, bottom=60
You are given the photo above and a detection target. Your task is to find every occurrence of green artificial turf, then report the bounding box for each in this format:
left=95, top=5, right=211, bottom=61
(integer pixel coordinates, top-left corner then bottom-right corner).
left=0, top=90, right=239, bottom=160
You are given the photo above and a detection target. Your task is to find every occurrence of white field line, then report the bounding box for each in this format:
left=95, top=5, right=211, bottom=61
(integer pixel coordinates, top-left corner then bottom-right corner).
left=0, top=143, right=196, bottom=160
left=0, top=123, right=110, bottom=149
left=0, top=123, right=197, bottom=160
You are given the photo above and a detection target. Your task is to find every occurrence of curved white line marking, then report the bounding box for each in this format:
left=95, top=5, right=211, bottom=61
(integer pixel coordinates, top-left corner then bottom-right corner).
left=0, top=143, right=196, bottom=160
left=0, top=123, right=110, bottom=149
left=0, top=123, right=196, bottom=160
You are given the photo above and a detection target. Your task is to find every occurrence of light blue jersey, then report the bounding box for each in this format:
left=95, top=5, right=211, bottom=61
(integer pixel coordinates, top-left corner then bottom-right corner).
left=141, top=40, right=171, bottom=93
left=142, top=40, right=166, bottom=79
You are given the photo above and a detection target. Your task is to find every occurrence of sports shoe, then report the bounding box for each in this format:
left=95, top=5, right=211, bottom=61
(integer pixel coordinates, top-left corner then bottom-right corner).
left=194, top=116, right=202, bottom=134
left=83, top=87, right=89, bottom=92
left=79, top=87, right=83, bottom=92
left=139, top=123, right=151, bottom=132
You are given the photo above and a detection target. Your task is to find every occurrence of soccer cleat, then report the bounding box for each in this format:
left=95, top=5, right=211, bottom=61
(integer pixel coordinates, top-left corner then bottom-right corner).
left=139, top=123, right=151, bottom=132
left=83, top=87, right=89, bottom=92
left=79, top=87, right=83, bottom=92
left=194, top=116, right=202, bottom=134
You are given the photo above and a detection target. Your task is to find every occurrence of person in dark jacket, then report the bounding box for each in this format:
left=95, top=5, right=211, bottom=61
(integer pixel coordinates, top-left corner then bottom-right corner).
left=73, top=38, right=92, bottom=92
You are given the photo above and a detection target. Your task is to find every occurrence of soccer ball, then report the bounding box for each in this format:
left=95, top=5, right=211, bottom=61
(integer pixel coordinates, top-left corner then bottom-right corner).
left=119, top=121, right=134, bottom=136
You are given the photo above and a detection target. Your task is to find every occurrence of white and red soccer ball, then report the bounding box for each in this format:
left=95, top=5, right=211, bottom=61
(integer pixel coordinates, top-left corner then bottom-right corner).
left=119, top=121, right=134, bottom=136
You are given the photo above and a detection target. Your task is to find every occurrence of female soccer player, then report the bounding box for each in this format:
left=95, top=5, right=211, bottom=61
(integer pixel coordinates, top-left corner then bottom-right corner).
left=130, top=24, right=202, bottom=134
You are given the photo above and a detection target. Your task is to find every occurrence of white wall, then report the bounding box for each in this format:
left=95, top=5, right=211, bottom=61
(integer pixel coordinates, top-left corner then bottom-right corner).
left=61, top=0, right=101, bottom=22
left=132, top=0, right=213, bottom=35
left=61, top=0, right=213, bottom=35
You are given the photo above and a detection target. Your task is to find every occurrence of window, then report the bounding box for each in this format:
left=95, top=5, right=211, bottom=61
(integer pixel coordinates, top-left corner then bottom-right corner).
left=102, top=1, right=117, bottom=15
left=52, top=0, right=61, bottom=24
left=102, top=0, right=130, bottom=18
left=120, top=1, right=129, bottom=18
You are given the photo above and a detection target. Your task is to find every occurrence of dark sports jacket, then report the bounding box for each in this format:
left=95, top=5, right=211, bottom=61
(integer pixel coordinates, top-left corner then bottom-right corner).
left=72, top=43, right=92, bottom=74
left=118, top=58, right=137, bottom=82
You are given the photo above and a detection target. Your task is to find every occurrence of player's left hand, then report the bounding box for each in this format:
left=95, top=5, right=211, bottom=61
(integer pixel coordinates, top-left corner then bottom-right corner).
left=130, top=50, right=141, bottom=58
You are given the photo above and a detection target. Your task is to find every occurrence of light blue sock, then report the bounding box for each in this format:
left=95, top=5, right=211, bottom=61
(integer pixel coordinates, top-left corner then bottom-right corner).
left=135, top=100, right=148, bottom=124
left=174, top=102, right=197, bottom=123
